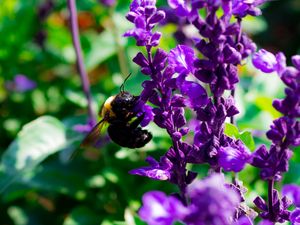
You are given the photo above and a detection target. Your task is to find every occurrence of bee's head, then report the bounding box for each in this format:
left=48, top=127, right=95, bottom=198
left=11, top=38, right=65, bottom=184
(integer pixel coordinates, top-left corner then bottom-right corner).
left=111, top=91, right=139, bottom=117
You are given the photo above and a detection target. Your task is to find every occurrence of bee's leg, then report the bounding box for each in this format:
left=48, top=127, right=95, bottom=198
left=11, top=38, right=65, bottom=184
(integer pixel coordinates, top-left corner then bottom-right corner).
left=130, top=113, right=145, bottom=129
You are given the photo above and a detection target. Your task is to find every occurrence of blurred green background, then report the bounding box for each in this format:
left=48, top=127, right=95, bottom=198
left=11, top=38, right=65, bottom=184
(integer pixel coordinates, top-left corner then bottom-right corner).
left=0, top=0, right=299, bottom=224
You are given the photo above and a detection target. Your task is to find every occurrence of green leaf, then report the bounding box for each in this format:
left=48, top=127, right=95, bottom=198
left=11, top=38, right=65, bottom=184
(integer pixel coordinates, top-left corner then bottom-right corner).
left=1, top=116, right=66, bottom=173
left=7, top=206, right=28, bottom=225
left=224, top=123, right=240, bottom=139
left=85, top=30, right=117, bottom=71
left=63, top=206, right=100, bottom=225
left=240, top=131, right=256, bottom=151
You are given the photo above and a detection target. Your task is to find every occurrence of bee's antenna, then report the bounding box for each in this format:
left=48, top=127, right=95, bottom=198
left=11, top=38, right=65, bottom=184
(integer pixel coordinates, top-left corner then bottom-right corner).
left=120, top=73, right=132, bottom=93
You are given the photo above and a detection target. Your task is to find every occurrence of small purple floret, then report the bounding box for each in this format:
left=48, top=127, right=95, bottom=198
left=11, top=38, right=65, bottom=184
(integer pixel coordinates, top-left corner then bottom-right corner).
left=138, top=191, right=188, bottom=225
left=234, top=216, right=253, bottom=225
left=257, top=220, right=275, bottom=225
left=283, top=184, right=300, bottom=207
left=218, top=141, right=252, bottom=172
left=252, top=49, right=278, bottom=73
left=168, top=45, right=196, bottom=75
left=290, top=208, right=300, bottom=225
left=129, top=156, right=172, bottom=181
left=184, top=174, right=240, bottom=225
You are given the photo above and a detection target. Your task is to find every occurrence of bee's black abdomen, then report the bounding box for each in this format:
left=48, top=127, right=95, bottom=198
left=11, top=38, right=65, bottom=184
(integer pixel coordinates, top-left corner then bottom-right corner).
left=129, top=128, right=152, bottom=148
left=107, top=123, right=152, bottom=148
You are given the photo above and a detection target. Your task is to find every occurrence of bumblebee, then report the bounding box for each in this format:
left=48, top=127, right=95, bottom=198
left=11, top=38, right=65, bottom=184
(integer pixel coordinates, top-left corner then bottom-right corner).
left=81, top=88, right=152, bottom=149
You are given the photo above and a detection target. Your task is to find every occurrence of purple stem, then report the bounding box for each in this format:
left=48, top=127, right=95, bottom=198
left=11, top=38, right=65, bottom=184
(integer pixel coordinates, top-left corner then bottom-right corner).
left=230, top=89, right=235, bottom=124
left=268, top=179, right=274, bottom=220
left=67, top=0, right=96, bottom=125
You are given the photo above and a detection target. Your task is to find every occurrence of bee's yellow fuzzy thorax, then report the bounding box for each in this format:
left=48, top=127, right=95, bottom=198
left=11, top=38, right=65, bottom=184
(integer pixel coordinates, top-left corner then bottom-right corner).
left=101, top=96, right=116, bottom=119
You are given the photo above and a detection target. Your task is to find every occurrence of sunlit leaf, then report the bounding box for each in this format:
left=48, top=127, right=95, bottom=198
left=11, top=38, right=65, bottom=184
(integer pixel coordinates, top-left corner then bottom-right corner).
left=224, top=123, right=240, bottom=139
left=1, top=116, right=66, bottom=173
left=240, top=131, right=256, bottom=151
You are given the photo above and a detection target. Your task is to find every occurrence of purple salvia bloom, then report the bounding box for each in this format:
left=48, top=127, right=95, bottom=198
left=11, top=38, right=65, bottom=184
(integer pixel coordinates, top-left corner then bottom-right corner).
left=168, top=0, right=191, bottom=17
left=251, top=144, right=292, bottom=181
left=190, top=97, right=239, bottom=165
left=180, top=80, right=208, bottom=109
left=139, top=191, right=188, bottom=225
left=184, top=174, right=240, bottom=225
left=267, top=117, right=299, bottom=146
left=290, top=208, right=300, bottom=225
left=129, top=156, right=172, bottom=181
left=251, top=53, right=299, bottom=222
left=231, top=0, right=268, bottom=18
left=124, top=0, right=165, bottom=46
left=6, top=74, right=37, bottom=92
left=134, top=100, right=154, bottom=127
left=168, top=45, right=196, bottom=75
left=252, top=49, right=286, bottom=74
left=253, top=189, right=292, bottom=222
left=282, top=184, right=300, bottom=207
left=218, top=141, right=252, bottom=172
left=252, top=49, right=278, bottom=73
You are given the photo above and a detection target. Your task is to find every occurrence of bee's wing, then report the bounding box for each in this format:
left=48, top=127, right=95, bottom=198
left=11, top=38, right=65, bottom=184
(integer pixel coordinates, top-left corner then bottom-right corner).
left=80, top=119, right=106, bottom=148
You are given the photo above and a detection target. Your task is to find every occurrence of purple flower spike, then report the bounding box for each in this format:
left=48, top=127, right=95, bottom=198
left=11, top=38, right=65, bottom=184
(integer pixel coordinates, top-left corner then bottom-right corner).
left=252, top=49, right=278, bottom=73
left=282, top=184, right=300, bottom=207
left=168, top=45, right=196, bottom=75
left=139, top=191, right=188, bottom=225
left=290, top=208, right=300, bottom=225
left=184, top=174, right=240, bottom=225
left=124, top=0, right=165, bottom=47
left=218, top=141, right=252, bottom=172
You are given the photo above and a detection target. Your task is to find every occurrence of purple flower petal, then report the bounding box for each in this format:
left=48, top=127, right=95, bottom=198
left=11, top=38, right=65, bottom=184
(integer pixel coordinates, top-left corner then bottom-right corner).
left=257, top=220, right=275, bottom=225
left=129, top=156, right=172, bottom=181
left=218, top=141, right=252, bottom=172
left=252, top=49, right=278, bottom=73
left=234, top=216, right=253, bottom=225
left=180, top=80, right=208, bottom=108
left=185, top=174, right=240, bottom=225
left=139, top=191, right=188, bottom=225
left=168, top=45, right=196, bottom=75
left=290, top=208, right=300, bottom=225
left=167, top=0, right=190, bottom=17
left=282, top=184, right=300, bottom=207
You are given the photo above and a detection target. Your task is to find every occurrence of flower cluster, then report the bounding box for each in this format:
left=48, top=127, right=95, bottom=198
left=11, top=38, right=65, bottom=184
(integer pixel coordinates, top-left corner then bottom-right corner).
left=251, top=49, right=300, bottom=222
left=123, top=0, right=300, bottom=224
left=138, top=174, right=240, bottom=225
